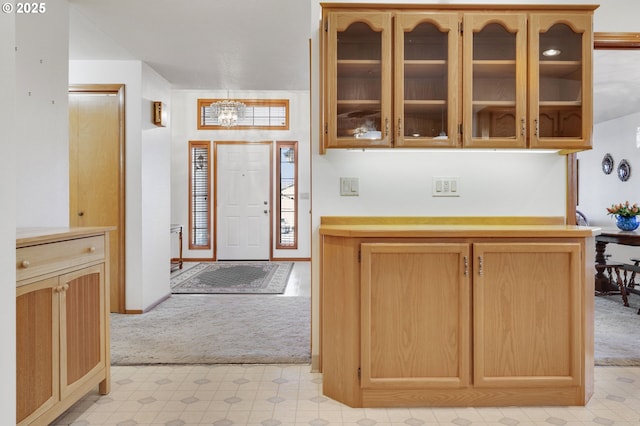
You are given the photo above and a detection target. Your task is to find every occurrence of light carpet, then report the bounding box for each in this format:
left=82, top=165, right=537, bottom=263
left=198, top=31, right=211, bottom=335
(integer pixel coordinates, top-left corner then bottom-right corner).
left=110, top=294, right=310, bottom=365
left=595, top=291, right=640, bottom=366
left=170, top=261, right=293, bottom=294
left=110, top=285, right=639, bottom=366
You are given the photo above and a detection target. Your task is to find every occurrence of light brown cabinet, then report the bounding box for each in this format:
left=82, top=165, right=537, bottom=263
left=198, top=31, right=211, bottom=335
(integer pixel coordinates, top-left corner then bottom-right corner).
left=320, top=220, right=594, bottom=407
left=320, top=4, right=596, bottom=152
left=16, top=228, right=112, bottom=426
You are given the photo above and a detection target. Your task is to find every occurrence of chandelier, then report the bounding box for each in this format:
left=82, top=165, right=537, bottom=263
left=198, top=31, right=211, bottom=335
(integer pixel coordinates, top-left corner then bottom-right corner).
left=210, top=98, right=246, bottom=127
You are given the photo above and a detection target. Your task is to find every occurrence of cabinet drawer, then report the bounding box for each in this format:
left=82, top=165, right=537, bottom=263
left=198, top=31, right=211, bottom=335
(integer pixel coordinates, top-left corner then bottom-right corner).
left=16, top=235, right=105, bottom=283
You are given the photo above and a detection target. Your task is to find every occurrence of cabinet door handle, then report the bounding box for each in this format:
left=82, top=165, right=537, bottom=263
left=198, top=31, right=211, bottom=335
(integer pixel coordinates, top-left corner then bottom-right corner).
left=88, top=246, right=96, bottom=253
left=478, top=256, right=483, bottom=276
left=397, top=118, right=402, bottom=137
left=385, top=118, right=389, bottom=137
left=463, top=256, right=468, bottom=276
left=20, top=260, right=30, bottom=268
left=535, top=119, right=539, bottom=137
left=520, top=118, right=526, bottom=136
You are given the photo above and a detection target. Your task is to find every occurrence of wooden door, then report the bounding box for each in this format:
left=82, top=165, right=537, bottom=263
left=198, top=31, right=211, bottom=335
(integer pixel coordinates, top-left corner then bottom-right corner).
left=360, top=242, right=471, bottom=389
left=216, top=142, right=272, bottom=260
left=473, top=242, right=582, bottom=388
left=69, top=86, right=124, bottom=312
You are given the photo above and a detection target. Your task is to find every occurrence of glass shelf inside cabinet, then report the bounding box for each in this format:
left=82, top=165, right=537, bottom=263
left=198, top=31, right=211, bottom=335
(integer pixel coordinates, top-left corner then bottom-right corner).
left=537, top=23, right=583, bottom=138
left=337, top=22, right=382, bottom=138
left=471, top=23, right=517, bottom=139
left=403, top=22, right=449, bottom=139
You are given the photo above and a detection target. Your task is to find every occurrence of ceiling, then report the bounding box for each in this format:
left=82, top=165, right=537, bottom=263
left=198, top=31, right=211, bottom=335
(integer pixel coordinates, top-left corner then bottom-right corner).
left=68, top=1, right=640, bottom=123
left=68, top=0, right=312, bottom=91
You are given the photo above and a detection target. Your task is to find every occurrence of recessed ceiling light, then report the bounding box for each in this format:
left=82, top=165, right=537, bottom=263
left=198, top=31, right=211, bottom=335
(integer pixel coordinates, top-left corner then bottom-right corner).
left=542, top=48, right=561, bottom=57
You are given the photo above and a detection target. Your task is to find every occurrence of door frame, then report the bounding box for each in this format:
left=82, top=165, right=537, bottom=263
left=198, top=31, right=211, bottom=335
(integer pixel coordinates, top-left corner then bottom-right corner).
left=69, top=84, right=126, bottom=313
left=213, top=141, right=273, bottom=260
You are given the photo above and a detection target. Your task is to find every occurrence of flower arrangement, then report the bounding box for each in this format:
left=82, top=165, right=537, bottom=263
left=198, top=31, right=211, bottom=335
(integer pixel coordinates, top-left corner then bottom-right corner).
left=606, top=201, right=640, bottom=218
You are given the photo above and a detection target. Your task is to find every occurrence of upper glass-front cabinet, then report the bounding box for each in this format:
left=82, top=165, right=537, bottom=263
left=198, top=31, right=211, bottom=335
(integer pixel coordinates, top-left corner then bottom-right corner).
left=529, top=14, right=592, bottom=149
left=463, top=14, right=527, bottom=148
left=395, top=13, right=459, bottom=148
left=324, top=11, right=392, bottom=148
left=321, top=5, right=595, bottom=153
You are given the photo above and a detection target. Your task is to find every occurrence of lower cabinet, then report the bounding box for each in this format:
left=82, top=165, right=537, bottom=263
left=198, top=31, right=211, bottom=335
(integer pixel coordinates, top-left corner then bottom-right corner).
left=16, top=229, right=111, bottom=425
left=360, top=243, right=471, bottom=390
left=321, top=235, right=590, bottom=407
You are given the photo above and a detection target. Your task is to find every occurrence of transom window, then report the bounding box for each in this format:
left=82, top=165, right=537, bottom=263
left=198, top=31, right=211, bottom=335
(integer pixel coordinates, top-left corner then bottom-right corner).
left=198, top=99, right=289, bottom=130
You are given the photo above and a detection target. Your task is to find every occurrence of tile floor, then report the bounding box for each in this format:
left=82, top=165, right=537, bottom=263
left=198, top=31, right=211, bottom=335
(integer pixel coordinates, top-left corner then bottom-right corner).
left=51, top=365, right=640, bottom=425
left=51, top=262, right=640, bottom=425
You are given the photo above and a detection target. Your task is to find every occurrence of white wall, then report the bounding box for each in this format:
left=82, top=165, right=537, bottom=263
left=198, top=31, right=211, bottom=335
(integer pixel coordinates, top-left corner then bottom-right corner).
left=170, top=90, right=312, bottom=260
left=578, top=112, right=640, bottom=262
left=69, top=60, right=172, bottom=312
left=0, top=8, right=16, bottom=423
left=15, top=4, right=69, bottom=226
left=141, top=63, right=173, bottom=308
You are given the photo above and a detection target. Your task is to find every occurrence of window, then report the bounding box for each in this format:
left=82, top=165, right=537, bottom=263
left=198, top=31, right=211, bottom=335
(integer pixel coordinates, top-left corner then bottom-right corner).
left=276, top=141, right=298, bottom=249
left=198, top=99, right=289, bottom=130
left=189, top=141, right=211, bottom=249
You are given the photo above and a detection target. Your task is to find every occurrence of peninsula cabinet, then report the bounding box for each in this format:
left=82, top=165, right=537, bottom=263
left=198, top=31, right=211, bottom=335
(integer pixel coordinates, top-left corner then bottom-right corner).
left=16, top=227, right=112, bottom=426
left=320, top=3, right=596, bottom=152
left=319, top=219, right=596, bottom=407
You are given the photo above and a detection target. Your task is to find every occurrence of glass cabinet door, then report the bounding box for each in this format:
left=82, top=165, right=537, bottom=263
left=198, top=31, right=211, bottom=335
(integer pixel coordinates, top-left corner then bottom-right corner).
left=463, top=14, right=527, bottom=148
left=325, top=12, right=392, bottom=148
left=529, top=14, right=592, bottom=149
left=395, top=13, right=459, bottom=148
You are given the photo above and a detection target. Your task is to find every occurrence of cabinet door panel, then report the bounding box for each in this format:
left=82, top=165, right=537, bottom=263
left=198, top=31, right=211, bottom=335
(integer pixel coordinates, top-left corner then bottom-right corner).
left=325, top=11, right=393, bottom=148
left=59, top=264, right=105, bottom=398
left=394, top=12, right=460, bottom=147
left=529, top=14, right=592, bottom=149
left=463, top=13, right=527, bottom=148
left=473, top=242, right=581, bottom=388
left=16, top=277, right=59, bottom=425
left=361, top=243, right=470, bottom=389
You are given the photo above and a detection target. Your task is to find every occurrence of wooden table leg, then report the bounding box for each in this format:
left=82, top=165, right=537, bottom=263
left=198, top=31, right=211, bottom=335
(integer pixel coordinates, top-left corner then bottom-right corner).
left=595, top=240, right=617, bottom=292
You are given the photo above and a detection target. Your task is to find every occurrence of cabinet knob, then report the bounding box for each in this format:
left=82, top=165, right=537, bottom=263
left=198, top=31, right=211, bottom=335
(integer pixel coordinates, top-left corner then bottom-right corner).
left=20, top=260, right=30, bottom=268
left=63, top=284, right=69, bottom=292
left=88, top=246, right=96, bottom=253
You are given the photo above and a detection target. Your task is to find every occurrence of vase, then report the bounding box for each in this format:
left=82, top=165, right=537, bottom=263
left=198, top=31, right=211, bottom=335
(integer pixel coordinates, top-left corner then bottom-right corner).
left=616, top=215, right=639, bottom=231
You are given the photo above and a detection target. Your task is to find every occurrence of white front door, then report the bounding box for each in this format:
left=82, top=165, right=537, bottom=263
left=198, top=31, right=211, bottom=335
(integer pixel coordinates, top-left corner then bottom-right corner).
left=216, top=143, right=271, bottom=260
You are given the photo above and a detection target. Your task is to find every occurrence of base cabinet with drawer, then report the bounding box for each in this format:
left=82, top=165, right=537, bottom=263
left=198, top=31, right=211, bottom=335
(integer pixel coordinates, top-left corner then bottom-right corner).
left=16, top=228, right=112, bottom=426
left=320, top=221, right=595, bottom=408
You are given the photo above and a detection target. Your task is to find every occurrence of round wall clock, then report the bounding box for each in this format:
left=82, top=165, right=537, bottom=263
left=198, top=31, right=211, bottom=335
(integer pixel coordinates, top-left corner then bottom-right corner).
left=602, top=153, right=614, bottom=175
left=617, top=159, right=631, bottom=182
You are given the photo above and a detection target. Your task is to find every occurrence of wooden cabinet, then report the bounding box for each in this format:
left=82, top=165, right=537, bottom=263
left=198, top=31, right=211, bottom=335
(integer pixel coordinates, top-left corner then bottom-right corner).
left=473, top=242, right=582, bottom=388
left=320, top=219, right=595, bottom=407
left=528, top=13, right=593, bottom=149
left=360, top=243, right=470, bottom=389
left=320, top=4, right=596, bottom=152
left=16, top=228, right=112, bottom=426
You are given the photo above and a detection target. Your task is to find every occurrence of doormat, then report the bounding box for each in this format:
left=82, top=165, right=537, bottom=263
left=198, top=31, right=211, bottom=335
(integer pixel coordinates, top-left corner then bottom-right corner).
left=170, top=261, right=293, bottom=294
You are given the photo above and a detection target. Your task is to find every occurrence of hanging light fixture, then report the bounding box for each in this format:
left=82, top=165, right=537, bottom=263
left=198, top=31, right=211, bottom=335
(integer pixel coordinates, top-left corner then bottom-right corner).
left=210, top=92, right=246, bottom=127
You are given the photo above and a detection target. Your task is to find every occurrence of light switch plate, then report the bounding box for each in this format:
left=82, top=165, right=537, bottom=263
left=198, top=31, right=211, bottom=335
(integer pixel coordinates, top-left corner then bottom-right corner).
left=432, top=176, right=460, bottom=197
left=340, top=177, right=359, bottom=196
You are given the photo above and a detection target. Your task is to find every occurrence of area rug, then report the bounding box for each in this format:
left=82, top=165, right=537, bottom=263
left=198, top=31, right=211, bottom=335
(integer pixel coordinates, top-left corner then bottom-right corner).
left=170, top=261, right=293, bottom=294
left=110, top=294, right=310, bottom=365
